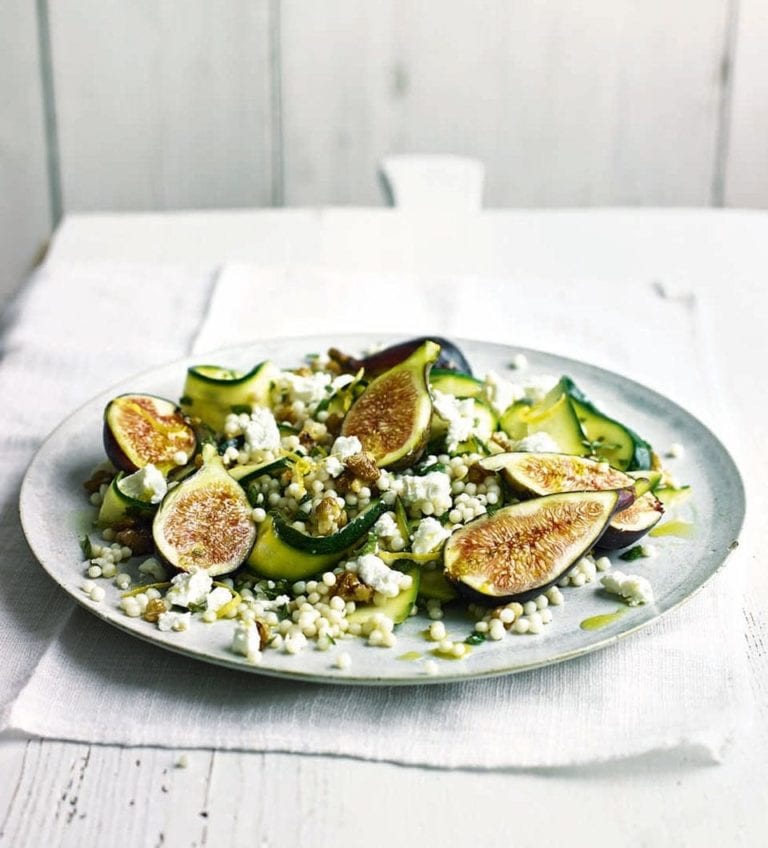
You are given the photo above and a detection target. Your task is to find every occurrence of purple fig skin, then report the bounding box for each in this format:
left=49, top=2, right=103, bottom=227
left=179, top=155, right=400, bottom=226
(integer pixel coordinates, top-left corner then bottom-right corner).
left=103, top=394, right=196, bottom=474
left=329, top=337, right=473, bottom=377
left=595, top=494, right=664, bottom=551
left=103, top=418, right=138, bottom=473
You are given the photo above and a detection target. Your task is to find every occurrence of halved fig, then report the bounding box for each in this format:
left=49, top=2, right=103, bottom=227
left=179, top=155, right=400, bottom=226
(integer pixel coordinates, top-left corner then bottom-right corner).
left=481, top=452, right=634, bottom=496
left=480, top=452, right=661, bottom=549
left=444, top=490, right=630, bottom=602
left=329, top=336, right=472, bottom=377
left=104, top=394, right=196, bottom=475
left=153, top=445, right=256, bottom=575
left=341, top=340, right=440, bottom=469
left=595, top=492, right=665, bottom=551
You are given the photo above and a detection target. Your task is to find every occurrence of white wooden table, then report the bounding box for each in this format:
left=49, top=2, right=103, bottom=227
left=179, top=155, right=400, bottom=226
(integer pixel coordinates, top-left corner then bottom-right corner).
left=2, top=208, right=766, bottom=847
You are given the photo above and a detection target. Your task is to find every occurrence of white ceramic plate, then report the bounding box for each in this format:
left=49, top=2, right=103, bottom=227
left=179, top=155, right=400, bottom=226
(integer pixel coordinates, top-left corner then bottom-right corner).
left=19, top=335, right=745, bottom=685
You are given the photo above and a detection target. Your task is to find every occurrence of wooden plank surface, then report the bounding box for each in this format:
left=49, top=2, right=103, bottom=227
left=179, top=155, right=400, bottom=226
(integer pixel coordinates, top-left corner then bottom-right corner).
left=48, top=0, right=275, bottom=212
left=0, top=0, right=52, bottom=307
left=279, top=0, right=729, bottom=207
left=723, top=0, right=768, bottom=207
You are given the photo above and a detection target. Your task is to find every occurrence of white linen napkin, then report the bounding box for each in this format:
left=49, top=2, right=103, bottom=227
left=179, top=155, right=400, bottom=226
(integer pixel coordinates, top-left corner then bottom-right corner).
left=2, top=263, right=751, bottom=768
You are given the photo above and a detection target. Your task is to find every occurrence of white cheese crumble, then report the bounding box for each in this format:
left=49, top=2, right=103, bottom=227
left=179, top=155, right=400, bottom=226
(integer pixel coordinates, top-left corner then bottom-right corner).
left=374, top=512, right=405, bottom=549
left=601, top=571, right=654, bottom=606
left=231, top=620, right=262, bottom=660
left=432, top=390, right=477, bottom=451
left=512, top=432, right=561, bottom=453
left=324, top=456, right=345, bottom=478
left=483, top=370, right=526, bottom=415
left=166, top=568, right=213, bottom=608
left=205, top=586, right=233, bottom=613
left=482, top=371, right=559, bottom=414
left=244, top=406, right=281, bottom=453
left=398, top=471, right=452, bottom=517
left=411, top=517, right=451, bottom=554
left=352, top=554, right=411, bottom=598
left=157, top=611, right=191, bottom=632
left=276, top=371, right=332, bottom=408
left=118, top=463, right=168, bottom=504
left=330, top=435, right=363, bottom=460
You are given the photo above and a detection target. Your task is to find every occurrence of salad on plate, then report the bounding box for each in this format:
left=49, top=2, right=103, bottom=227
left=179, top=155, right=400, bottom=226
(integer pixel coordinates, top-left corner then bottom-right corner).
left=78, top=337, right=691, bottom=674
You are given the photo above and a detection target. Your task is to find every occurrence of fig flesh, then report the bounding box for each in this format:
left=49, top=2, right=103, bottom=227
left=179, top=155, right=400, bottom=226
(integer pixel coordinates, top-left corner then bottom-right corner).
left=341, top=340, right=440, bottom=469
left=481, top=452, right=634, bottom=496
left=329, top=336, right=472, bottom=377
left=481, top=452, right=661, bottom=549
left=153, top=446, right=256, bottom=575
left=595, top=492, right=664, bottom=551
left=444, top=490, right=628, bottom=602
left=104, top=394, right=196, bottom=475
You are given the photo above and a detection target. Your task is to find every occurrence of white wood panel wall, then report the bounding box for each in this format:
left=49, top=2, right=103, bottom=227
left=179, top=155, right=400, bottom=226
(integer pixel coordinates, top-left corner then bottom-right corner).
left=724, top=0, right=768, bottom=207
left=49, top=0, right=275, bottom=211
left=280, top=0, right=729, bottom=207
left=2, top=0, right=768, bottom=307
left=0, top=0, right=52, bottom=305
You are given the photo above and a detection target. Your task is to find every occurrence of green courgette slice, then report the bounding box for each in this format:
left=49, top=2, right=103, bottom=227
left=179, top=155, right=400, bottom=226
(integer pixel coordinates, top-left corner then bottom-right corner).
left=180, top=361, right=275, bottom=431
left=429, top=369, right=484, bottom=399
left=246, top=500, right=387, bottom=580
left=97, top=472, right=157, bottom=527
left=560, top=377, right=652, bottom=471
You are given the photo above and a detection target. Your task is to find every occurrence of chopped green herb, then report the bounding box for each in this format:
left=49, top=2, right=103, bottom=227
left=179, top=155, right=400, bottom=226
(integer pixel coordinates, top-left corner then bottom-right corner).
left=414, top=461, right=448, bottom=476
left=465, top=632, right=486, bottom=645
left=79, top=535, right=93, bottom=559
left=619, top=546, right=646, bottom=562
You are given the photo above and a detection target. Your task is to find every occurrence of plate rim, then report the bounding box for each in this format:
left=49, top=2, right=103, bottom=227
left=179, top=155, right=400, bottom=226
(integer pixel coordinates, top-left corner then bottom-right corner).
left=19, top=334, right=746, bottom=685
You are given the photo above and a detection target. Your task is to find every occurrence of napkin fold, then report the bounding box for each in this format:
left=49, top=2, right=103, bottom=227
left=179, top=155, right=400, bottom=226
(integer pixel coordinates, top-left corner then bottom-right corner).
left=1, top=262, right=752, bottom=768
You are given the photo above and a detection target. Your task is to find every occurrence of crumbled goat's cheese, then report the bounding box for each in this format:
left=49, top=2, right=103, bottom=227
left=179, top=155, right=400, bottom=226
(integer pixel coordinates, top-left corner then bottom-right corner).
left=166, top=569, right=213, bottom=608
left=244, top=406, right=281, bottom=453
left=374, top=512, right=404, bottom=548
left=324, top=456, right=345, bottom=478
left=432, top=390, right=477, bottom=451
left=352, top=554, right=411, bottom=598
left=205, top=586, right=233, bottom=613
left=231, top=620, right=262, bottom=659
left=399, top=471, right=453, bottom=517
left=601, top=571, right=654, bottom=606
left=512, top=432, right=561, bottom=453
left=330, top=435, right=363, bottom=460
left=118, top=463, right=167, bottom=504
left=157, top=611, right=192, bottom=632
left=483, top=370, right=526, bottom=415
left=411, top=517, right=451, bottom=554
left=276, top=371, right=332, bottom=408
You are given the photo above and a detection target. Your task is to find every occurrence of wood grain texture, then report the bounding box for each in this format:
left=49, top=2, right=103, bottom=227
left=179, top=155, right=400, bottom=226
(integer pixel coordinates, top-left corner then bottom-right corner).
left=48, top=0, right=275, bottom=212
left=1, top=738, right=767, bottom=847
left=280, top=0, right=729, bottom=207
left=0, top=0, right=52, bottom=307
left=723, top=0, right=768, bottom=207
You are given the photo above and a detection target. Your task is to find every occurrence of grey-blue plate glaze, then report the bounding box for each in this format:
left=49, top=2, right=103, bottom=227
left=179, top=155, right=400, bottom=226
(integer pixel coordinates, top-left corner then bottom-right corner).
left=19, top=335, right=745, bottom=685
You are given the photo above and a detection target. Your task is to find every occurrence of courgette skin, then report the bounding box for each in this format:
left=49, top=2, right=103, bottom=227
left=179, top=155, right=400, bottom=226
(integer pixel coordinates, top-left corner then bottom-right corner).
left=560, top=377, right=652, bottom=471
left=180, top=361, right=274, bottom=431
left=97, top=472, right=156, bottom=527
left=246, top=500, right=386, bottom=580
left=429, top=369, right=484, bottom=399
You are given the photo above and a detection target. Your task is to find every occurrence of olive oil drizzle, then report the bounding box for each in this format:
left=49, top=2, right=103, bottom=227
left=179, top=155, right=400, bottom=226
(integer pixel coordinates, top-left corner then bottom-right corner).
left=580, top=606, right=628, bottom=631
